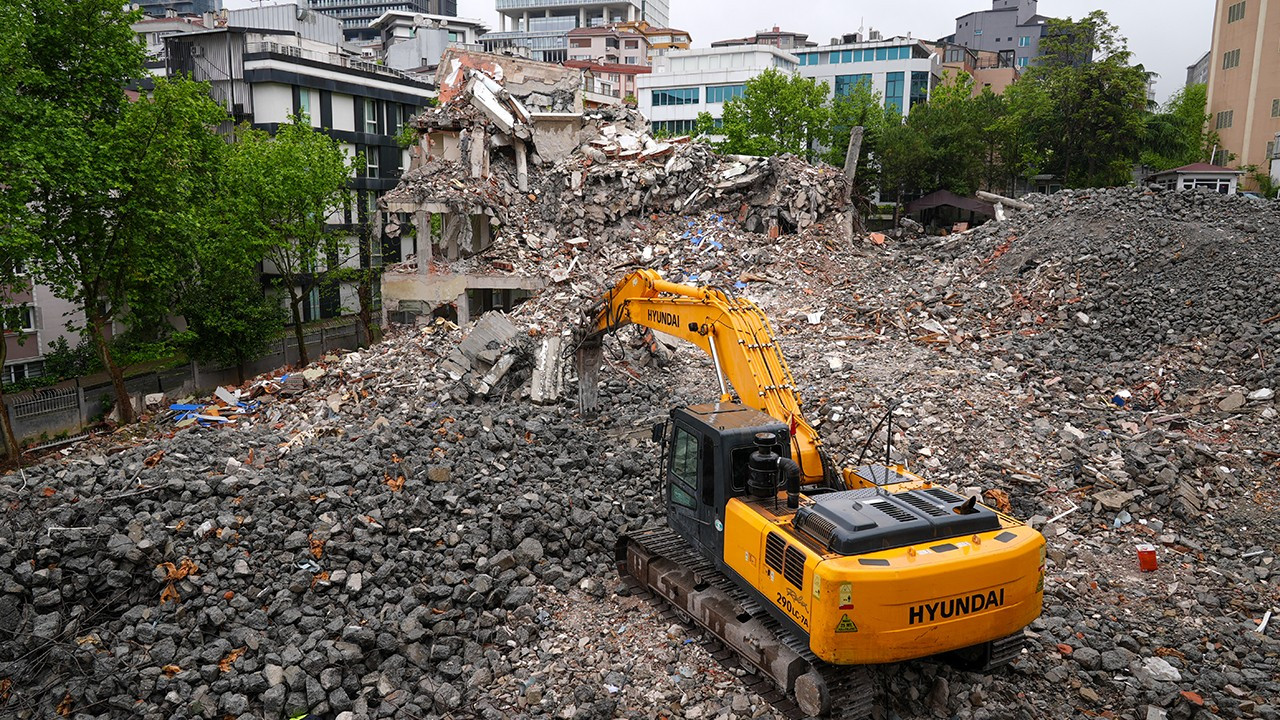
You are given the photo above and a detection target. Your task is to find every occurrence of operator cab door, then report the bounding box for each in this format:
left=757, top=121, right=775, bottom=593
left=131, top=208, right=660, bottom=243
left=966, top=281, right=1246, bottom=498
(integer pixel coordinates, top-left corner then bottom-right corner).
left=667, top=422, right=721, bottom=558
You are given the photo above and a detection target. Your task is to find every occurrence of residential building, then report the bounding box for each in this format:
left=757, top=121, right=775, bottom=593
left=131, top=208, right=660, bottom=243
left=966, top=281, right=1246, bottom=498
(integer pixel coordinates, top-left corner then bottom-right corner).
left=614, top=20, right=690, bottom=61
left=134, top=0, right=220, bottom=19
left=711, top=26, right=818, bottom=51
left=307, top=0, right=457, bottom=42
left=931, top=40, right=1019, bottom=94
left=566, top=26, right=650, bottom=66
left=163, top=3, right=436, bottom=322
left=567, top=60, right=651, bottom=105
left=3, top=282, right=83, bottom=386
left=637, top=46, right=798, bottom=136
left=371, top=10, right=489, bottom=73
left=1186, top=50, right=1210, bottom=87
left=796, top=37, right=941, bottom=116
left=952, top=0, right=1051, bottom=69
left=483, top=0, right=670, bottom=63
left=1206, top=0, right=1280, bottom=173
left=130, top=10, right=211, bottom=77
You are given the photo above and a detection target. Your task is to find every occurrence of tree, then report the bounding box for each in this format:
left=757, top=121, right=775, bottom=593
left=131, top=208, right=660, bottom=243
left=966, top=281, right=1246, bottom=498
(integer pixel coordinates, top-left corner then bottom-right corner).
left=1006, top=11, right=1148, bottom=187
left=822, top=79, right=890, bottom=181
left=718, top=69, right=831, bottom=161
left=1141, top=83, right=1215, bottom=172
left=224, top=120, right=356, bottom=368
left=4, top=0, right=229, bottom=425
left=179, top=250, right=282, bottom=386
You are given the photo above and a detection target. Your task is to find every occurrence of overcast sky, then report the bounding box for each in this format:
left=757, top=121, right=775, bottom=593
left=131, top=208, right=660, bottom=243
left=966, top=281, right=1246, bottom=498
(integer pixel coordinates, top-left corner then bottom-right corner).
left=226, top=0, right=1214, bottom=104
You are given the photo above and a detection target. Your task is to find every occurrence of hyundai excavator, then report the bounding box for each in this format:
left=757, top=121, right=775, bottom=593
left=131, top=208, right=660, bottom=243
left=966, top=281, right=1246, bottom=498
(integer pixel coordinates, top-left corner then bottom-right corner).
left=575, top=270, right=1046, bottom=719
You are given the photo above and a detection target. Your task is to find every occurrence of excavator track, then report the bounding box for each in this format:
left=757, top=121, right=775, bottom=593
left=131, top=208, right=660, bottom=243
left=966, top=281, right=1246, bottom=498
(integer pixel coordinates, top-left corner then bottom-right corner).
left=616, top=525, right=876, bottom=720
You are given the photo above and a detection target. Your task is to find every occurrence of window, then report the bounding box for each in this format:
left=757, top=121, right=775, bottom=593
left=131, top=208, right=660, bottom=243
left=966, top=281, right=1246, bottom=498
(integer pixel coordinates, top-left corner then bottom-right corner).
left=624, top=56, right=639, bottom=64
left=974, top=29, right=983, bottom=35
left=876, top=47, right=887, bottom=61
left=1268, top=140, right=1276, bottom=159
left=834, top=74, right=871, bottom=96
left=651, top=87, right=699, bottom=106
left=363, top=98, right=378, bottom=134
left=829, top=51, right=841, bottom=64
left=1272, top=99, right=1279, bottom=117
left=1228, top=1, right=1246, bottom=22
left=1018, top=56, right=1029, bottom=67
left=1223, top=48, right=1241, bottom=69
left=651, top=119, right=698, bottom=135
left=841, top=50, right=852, bottom=63
left=669, top=426, right=698, bottom=508
left=297, top=87, right=312, bottom=120
left=2, top=360, right=43, bottom=384
left=624, top=39, right=639, bottom=49
left=884, top=71, right=904, bottom=115
left=366, top=146, right=380, bottom=178
left=705, top=84, right=745, bottom=103
left=910, top=71, right=929, bottom=108
left=1216, top=109, right=1234, bottom=129
left=1019, top=36, right=1031, bottom=47
left=3, top=306, right=35, bottom=333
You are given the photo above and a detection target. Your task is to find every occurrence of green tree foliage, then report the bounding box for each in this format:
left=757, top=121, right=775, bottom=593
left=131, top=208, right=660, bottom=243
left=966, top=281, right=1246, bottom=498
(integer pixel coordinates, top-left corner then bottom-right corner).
left=1141, top=83, right=1215, bottom=172
left=223, top=120, right=356, bottom=367
left=822, top=80, right=892, bottom=207
left=4, top=0, right=229, bottom=425
left=178, top=249, right=282, bottom=386
left=718, top=69, right=832, bottom=161
left=1005, top=10, right=1149, bottom=187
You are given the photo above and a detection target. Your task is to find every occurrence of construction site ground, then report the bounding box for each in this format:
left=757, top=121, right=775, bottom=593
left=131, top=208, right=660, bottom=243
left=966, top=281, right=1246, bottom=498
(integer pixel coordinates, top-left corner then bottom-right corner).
left=2, top=186, right=1278, bottom=720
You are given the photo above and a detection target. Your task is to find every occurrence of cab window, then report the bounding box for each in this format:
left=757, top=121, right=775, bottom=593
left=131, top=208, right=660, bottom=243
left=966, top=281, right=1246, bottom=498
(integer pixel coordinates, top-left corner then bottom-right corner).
left=670, top=426, right=698, bottom=508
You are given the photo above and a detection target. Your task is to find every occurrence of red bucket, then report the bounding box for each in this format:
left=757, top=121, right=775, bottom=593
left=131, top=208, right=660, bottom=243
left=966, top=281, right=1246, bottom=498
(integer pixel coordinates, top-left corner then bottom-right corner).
left=1137, top=544, right=1158, bottom=572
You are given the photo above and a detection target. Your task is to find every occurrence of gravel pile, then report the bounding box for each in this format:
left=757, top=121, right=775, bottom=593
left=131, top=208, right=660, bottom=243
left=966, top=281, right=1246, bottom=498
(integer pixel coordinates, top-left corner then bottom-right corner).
left=2, top=187, right=1278, bottom=720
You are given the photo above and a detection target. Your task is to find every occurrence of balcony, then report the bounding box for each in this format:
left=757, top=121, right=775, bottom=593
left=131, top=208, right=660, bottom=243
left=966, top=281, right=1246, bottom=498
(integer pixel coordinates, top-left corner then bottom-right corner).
left=244, top=41, right=421, bottom=83
left=497, top=0, right=638, bottom=9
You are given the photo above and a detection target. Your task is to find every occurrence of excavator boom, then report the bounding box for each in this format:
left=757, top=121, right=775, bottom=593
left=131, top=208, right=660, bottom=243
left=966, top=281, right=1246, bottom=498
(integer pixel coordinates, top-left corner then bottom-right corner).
left=577, top=269, right=827, bottom=484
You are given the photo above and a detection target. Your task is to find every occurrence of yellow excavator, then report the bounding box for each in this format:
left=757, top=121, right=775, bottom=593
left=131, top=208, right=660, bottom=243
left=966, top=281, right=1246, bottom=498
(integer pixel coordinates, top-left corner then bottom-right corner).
left=576, top=270, right=1045, bottom=719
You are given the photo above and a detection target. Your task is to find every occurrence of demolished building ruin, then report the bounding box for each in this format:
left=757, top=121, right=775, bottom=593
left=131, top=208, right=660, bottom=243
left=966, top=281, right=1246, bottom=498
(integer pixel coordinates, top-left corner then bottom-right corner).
left=377, top=49, right=854, bottom=345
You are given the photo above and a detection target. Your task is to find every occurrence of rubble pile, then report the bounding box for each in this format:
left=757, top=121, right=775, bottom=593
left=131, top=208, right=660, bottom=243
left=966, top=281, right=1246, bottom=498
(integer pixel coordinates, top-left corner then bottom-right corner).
left=541, top=139, right=851, bottom=238
left=5, top=98, right=1280, bottom=720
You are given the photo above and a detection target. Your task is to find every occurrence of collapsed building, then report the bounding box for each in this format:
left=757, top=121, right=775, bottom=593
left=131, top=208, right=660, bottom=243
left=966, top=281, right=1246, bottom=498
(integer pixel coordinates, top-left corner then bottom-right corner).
left=376, top=49, right=855, bottom=335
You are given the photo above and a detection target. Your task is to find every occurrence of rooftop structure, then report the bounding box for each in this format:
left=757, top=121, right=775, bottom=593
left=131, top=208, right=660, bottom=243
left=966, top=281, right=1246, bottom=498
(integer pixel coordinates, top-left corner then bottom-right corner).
left=482, top=0, right=670, bottom=64
left=308, top=0, right=457, bottom=42
left=711, top=26, right=817, bottom=50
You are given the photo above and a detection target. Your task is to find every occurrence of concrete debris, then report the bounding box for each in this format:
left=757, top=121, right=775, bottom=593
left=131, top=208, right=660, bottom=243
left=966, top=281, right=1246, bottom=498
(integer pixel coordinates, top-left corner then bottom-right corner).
left=4, top=183, right=1280, bottom=720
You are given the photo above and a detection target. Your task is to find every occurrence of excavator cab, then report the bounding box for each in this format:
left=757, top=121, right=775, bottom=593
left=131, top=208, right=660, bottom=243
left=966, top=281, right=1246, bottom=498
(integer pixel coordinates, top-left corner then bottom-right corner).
left=657, top=402, right=789, bottom=571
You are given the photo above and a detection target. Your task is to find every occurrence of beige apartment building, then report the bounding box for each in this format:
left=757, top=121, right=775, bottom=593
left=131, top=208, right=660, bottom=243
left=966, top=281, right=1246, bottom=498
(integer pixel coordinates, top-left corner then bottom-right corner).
left=1206, top=0, right=1280, bottom=177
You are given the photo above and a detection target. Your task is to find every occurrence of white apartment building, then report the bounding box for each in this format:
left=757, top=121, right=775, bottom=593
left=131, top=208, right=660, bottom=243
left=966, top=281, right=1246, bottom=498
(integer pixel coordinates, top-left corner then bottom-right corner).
left=163, top=5, right=435, bottom=322
left=796, top=37, right=941, bottom=116
left=637, top=46, right=799, bottom=136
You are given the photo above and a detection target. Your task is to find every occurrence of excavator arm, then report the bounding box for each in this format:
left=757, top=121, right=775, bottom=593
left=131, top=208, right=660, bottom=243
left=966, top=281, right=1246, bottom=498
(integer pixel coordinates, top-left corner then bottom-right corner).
left=577, top=269, right=830, bottom=485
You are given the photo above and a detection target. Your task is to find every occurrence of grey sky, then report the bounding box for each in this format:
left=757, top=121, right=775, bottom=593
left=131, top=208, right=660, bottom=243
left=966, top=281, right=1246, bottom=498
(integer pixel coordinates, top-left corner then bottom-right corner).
left=225, top=0, right=1214, bottom=103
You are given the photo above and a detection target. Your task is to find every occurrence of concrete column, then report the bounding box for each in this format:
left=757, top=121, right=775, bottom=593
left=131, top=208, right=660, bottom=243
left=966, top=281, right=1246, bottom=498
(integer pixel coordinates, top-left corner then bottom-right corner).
left=522, top=11, right=528, bottom=30
left=455, top=291, right=470, bottom=326
left=415, top=210, right=432, bottom=269
left=470, top=127, right=486, bottom=179
left=513, top=138, right=529, bottom=192
left=627, top=4, right=636, bottom=22
left=579, top=7, right=586, bottom=27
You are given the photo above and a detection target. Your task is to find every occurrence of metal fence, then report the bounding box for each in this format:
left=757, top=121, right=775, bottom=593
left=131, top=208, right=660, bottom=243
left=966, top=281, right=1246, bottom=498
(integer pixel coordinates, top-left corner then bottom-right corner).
left=8, top=318, right=364, bottom=445
left=10, top=386, right=78, bottom=420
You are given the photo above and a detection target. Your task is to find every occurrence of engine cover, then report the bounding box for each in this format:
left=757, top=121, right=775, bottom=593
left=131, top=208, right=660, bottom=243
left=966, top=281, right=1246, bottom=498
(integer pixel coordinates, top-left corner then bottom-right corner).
left=792, top=486, right=1002, bottom=556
